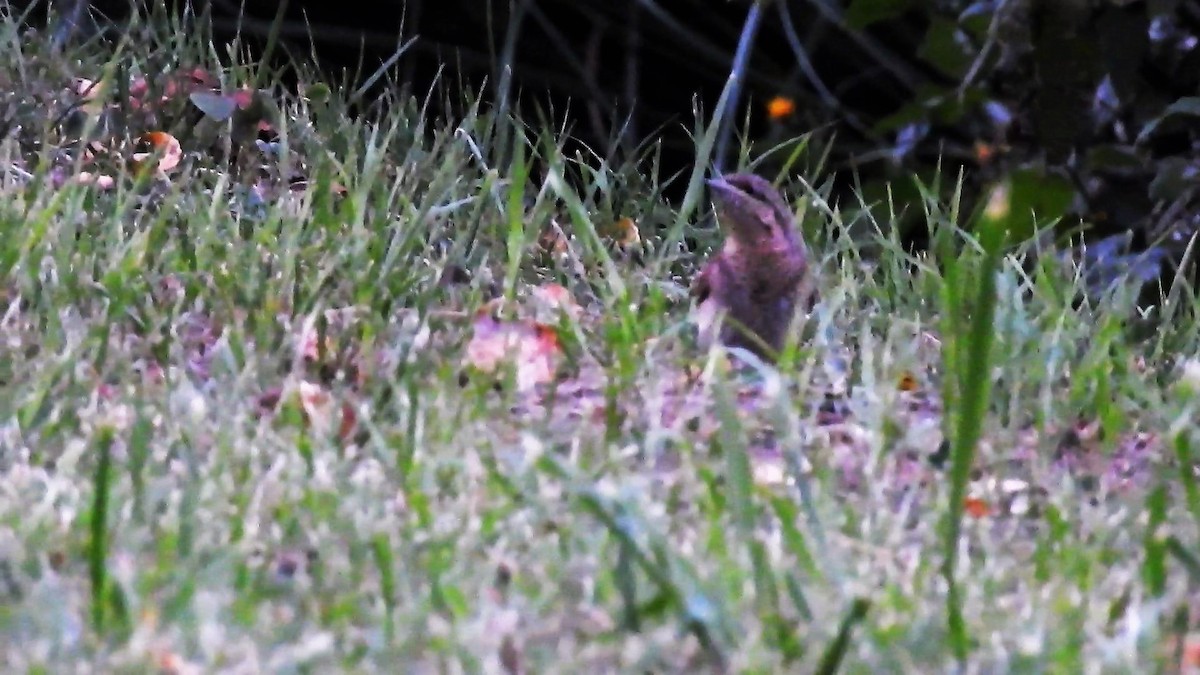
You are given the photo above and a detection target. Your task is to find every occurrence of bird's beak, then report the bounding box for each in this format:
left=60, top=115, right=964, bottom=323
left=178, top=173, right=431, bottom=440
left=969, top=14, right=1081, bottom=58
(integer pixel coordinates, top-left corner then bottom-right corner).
left=706, top=176, right=734, bottom=196
left=707, top=177, right=744, bottom=211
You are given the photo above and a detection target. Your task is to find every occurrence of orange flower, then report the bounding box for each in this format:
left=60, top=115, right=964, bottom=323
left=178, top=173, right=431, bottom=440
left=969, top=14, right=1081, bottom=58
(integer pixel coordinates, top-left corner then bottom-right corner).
left=766, top=96, right=796, bottom=120
left=973, top=141, right=995, bottom=164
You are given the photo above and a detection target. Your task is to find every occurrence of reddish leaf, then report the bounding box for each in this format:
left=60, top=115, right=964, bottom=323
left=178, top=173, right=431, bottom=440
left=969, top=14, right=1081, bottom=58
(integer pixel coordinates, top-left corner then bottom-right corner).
left=339, top=401, right=358, bottom=442
left=530, top=283, right=580, bottom=320
left=964, top=497, right=991, bottom=518
left=601, top=216, right=641, bottom=247
left=131, top=131, right=182, bottom=174
left=232, top=89, right=277, bottom=138
left=464, top=310, right=561, bottom=391
left=538, top=222, right=569, bottom=255
left=75, top=172, right=117, bottom=190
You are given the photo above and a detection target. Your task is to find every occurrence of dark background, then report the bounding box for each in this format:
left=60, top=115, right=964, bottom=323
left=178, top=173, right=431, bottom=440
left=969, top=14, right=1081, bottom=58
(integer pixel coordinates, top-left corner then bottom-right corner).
left=15, top=0, right=1200, bottom=279
left=28, top=0, right=929, bottom=184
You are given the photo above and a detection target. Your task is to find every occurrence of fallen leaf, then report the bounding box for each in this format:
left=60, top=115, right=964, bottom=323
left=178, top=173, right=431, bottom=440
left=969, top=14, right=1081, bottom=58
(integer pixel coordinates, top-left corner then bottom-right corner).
left=538, top=222, right=569, bottom=255
left=299, top=324, right=338, bottom=365
left=164, top=67, right=217, bottom=100
left=298, top=380, right=358, bottom=441
left=464, top=310, right=561, bottom=392
left=129, top=67, right=218, bottom=112
left=530, top=283, right=579, bottom=319
left=70, top=77, right=109, bottom=119
left=76, top=172, right=117, bottom=190
left=602, top=216, right=640, bottom=247
left=154, top=647, right=202, bottom=675
left=1182, top=632, right=1200, bottom=669
left=130, top=131, right=182, bottom=174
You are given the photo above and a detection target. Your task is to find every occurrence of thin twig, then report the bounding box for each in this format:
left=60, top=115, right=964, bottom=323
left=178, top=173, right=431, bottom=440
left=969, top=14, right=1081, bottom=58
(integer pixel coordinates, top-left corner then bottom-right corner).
left=957, top=0, right=1010, bottom=97
left=804, top=0, right=921, bottom=93
left=495, top=0, right=531, bottom=124
left=523, top=2, right=612, bottom=138
left=713, top=0, right=766, bottom=174
left=777, top=0, right=874, bottom=137
left=622, top=0, right=642, bottom=149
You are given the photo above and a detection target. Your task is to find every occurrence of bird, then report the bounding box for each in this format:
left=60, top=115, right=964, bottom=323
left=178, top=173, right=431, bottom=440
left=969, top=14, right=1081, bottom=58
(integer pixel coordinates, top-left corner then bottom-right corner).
left=690, top=173, right=816, bottom=361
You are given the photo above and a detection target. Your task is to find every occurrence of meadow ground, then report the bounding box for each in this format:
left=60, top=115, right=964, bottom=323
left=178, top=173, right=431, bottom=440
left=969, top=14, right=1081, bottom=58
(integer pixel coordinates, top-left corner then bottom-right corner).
left=2, top=10, right=1200, bottom=674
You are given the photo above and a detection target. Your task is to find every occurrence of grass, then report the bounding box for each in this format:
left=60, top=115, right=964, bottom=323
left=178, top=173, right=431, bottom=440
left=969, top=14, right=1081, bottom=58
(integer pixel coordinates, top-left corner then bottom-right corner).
left=2, top=8, right=1200, bottom=673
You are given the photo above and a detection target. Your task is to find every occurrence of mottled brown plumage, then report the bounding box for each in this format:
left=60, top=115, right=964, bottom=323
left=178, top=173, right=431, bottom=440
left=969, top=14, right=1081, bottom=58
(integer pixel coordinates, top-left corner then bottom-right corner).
left=691, top=173, right=816, bottom=360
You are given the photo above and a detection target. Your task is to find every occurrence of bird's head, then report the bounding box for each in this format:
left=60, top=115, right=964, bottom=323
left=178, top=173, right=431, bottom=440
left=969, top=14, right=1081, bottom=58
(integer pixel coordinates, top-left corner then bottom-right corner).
left=706, top=173, right=802, bottom=254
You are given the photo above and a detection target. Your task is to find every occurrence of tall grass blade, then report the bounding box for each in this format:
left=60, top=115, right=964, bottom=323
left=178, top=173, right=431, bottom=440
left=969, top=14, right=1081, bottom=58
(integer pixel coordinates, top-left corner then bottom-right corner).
left=88, top=427, right=115, bottom=633
left=941, top=179, right=1009, bottom=662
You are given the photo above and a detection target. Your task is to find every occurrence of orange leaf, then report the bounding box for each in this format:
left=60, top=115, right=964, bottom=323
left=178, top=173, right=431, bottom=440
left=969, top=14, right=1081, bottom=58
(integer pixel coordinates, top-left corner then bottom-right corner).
left=532, top=323, right=559, bottom=350
left=131, top=131, right=182, bottom=174
left=604, top=216, right=641, bottom=247
left=1183, top=634, right=1200, bottom=668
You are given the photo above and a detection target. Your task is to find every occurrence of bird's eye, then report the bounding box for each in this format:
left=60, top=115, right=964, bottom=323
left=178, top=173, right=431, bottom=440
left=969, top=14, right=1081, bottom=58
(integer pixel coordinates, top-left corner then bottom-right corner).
left=746, top=185, right=772, bottom=201
left=732, top=177, right=774, bottom=201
